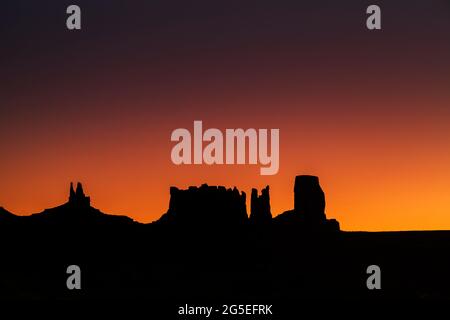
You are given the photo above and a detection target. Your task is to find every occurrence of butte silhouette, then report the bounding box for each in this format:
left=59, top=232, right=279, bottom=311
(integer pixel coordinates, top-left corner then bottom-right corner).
left=0, top=175, right=449, bottom=302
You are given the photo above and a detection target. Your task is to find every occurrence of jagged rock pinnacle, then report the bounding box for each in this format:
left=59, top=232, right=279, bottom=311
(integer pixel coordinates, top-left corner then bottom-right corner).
left=250, top=186, right=272, bottom=224
left=68, top=182, right=90, bottom=207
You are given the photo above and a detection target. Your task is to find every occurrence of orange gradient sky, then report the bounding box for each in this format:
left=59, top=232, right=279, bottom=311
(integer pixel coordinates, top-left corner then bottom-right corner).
left=1, top=1, right=450, bottom=231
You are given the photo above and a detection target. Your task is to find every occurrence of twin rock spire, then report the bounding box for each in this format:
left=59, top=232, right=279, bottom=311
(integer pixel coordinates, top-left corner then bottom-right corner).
left=68, top=182, right=90, bottom=207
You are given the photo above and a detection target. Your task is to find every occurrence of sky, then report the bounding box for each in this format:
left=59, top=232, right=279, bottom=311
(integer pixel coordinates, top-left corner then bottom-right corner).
left=1, top=0, right=450, bottom=231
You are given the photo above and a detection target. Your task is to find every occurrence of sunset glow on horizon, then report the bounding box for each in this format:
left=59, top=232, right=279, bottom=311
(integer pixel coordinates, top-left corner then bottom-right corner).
left=1, top=1, right=450, bottom=231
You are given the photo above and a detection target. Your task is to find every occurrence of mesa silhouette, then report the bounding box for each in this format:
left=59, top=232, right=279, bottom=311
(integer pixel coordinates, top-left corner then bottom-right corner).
left=0, top=175, right=450, bottom=301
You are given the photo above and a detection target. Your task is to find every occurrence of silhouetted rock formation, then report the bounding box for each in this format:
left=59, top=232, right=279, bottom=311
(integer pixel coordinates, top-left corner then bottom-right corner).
left=294, top=175, right=326, bottom=223
left=25, top=182, right=135, bottom=226
left=249, top=186, right=272, bottom=224
left=68, top=182, right=90, bottom=207
left=159, top=184, right=248, bottom=227
left=158, top=176, right=340, bottom=231
left=275, top=175, right=340, bottom=231
left=5, top=176, right=450, bottom=301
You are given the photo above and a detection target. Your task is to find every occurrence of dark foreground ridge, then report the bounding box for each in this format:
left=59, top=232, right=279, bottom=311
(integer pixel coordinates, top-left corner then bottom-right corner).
left=0, top=175, right=450, bottom=301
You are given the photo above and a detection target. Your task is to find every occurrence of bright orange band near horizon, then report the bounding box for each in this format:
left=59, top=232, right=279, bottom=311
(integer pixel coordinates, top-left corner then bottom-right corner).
left=1, top=86, right=450, bottom=232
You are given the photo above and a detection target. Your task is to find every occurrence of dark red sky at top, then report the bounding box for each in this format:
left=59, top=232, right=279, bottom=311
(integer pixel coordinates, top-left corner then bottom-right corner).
left=1, top=1, right=450, bottom=230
